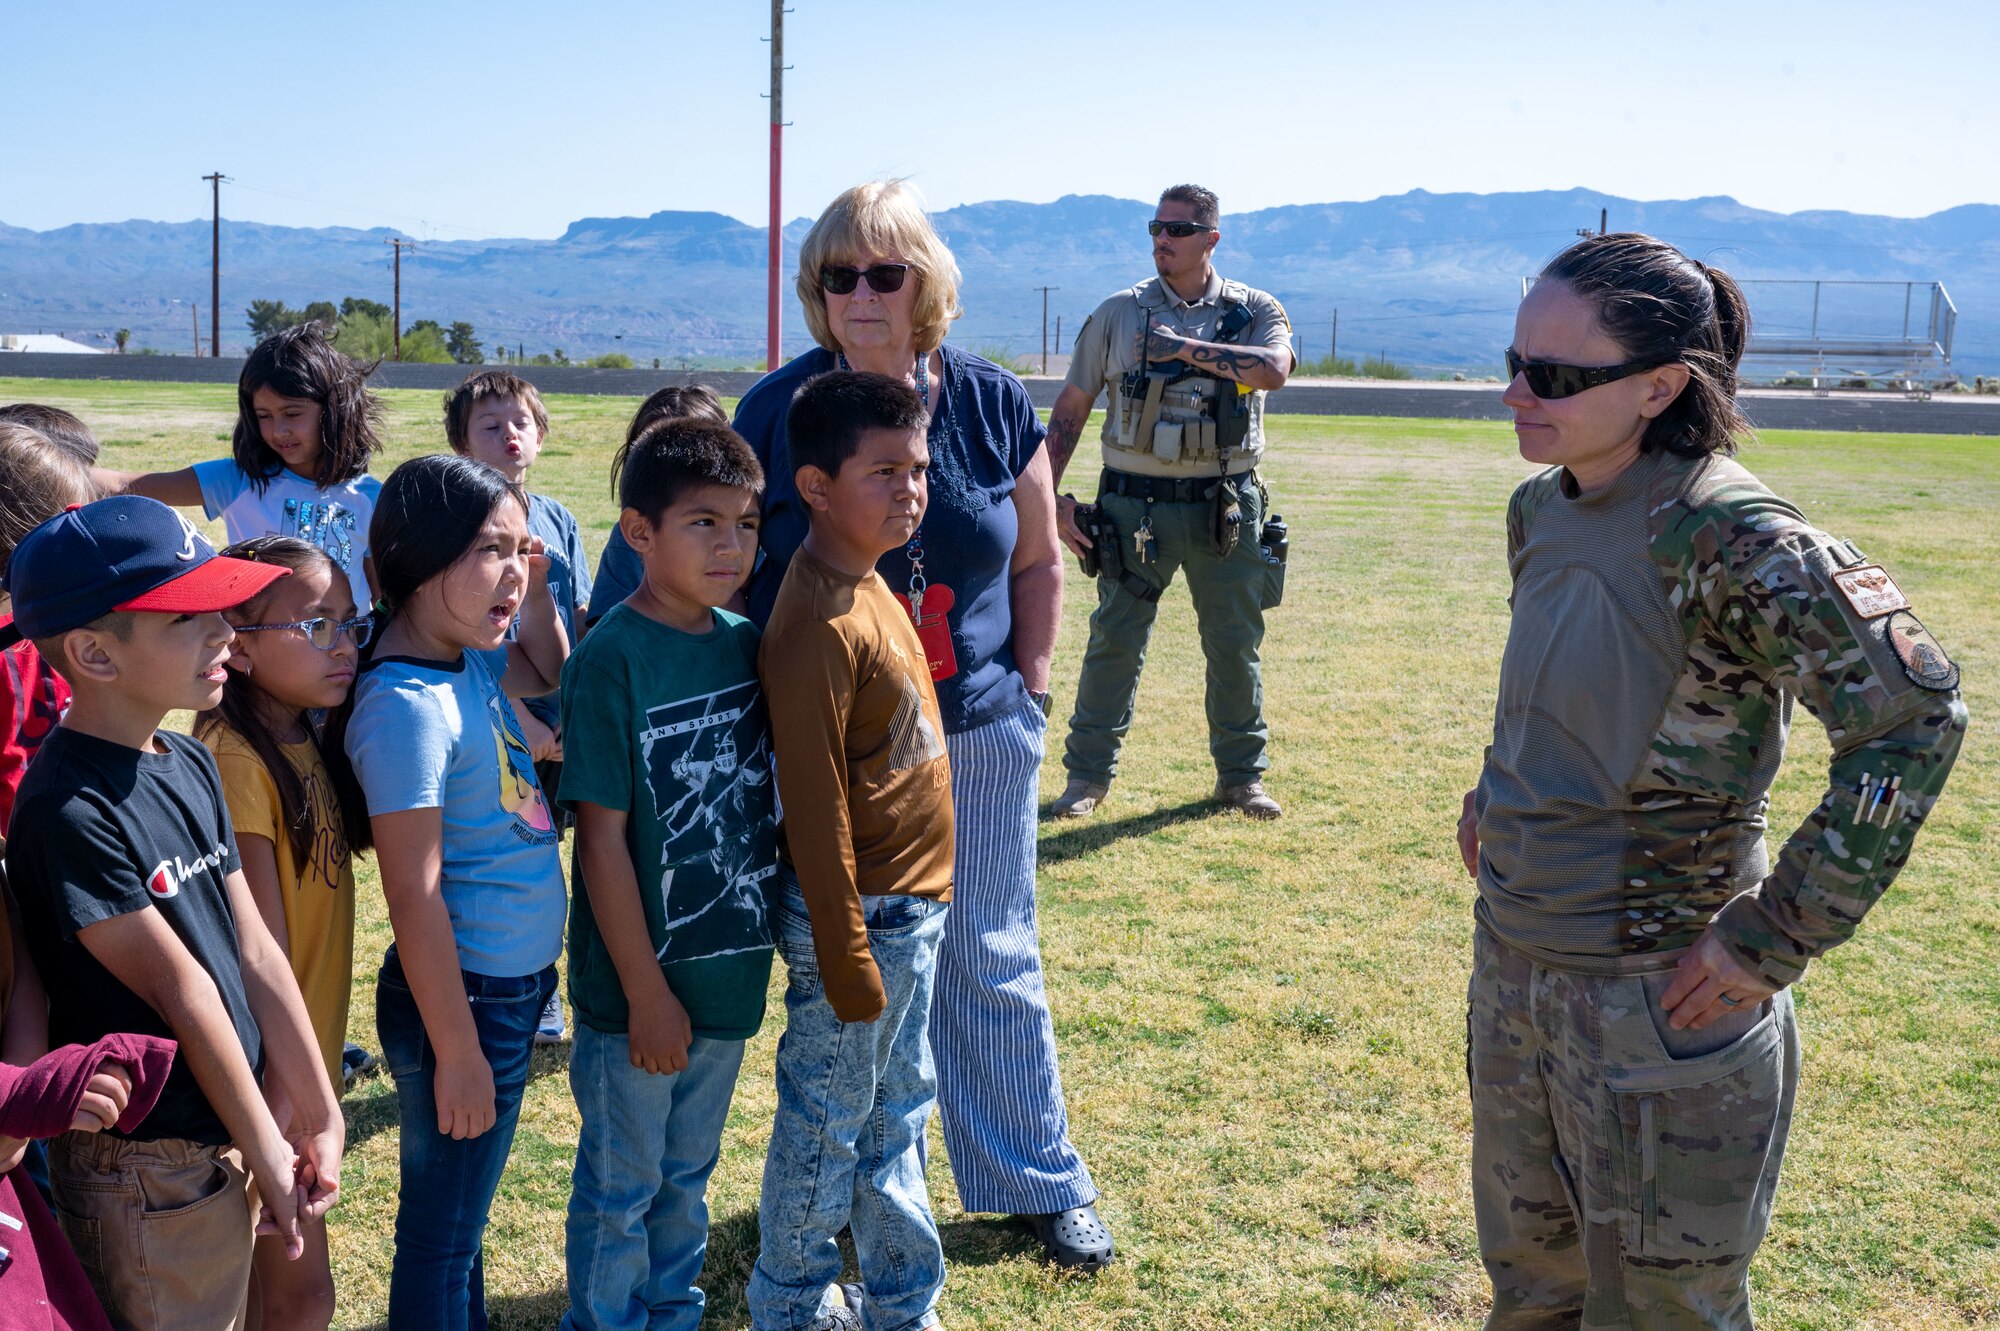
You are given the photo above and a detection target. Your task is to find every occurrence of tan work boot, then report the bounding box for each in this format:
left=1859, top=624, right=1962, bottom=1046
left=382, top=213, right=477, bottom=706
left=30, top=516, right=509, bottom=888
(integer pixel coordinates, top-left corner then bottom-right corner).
left=1214, top=779, right=1282, bottom=820
left=1050, top=778, right=1110, bottom=819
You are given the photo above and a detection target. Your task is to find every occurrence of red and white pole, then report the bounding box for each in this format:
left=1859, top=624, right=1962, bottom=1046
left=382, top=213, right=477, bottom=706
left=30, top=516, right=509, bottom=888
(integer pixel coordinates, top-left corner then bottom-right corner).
left=767, top=1, right=785, bottom=372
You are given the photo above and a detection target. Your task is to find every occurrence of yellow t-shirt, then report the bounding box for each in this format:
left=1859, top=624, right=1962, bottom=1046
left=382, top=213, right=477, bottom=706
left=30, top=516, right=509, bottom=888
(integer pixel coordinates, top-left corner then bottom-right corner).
left=203, top=724, right=355, bottom=1086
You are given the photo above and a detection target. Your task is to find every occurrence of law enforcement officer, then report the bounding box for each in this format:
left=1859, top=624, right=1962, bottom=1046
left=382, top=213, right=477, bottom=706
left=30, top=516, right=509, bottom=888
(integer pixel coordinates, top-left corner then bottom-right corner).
left=1045, top=184, right=1294, bottom=820
left=1458, top=232, right=1967, bottom=1329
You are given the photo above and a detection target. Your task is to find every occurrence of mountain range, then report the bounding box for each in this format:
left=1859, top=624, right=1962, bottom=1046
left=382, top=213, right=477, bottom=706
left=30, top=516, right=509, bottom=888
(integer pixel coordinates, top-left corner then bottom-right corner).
left=3, top=189, right=1994, bottom=375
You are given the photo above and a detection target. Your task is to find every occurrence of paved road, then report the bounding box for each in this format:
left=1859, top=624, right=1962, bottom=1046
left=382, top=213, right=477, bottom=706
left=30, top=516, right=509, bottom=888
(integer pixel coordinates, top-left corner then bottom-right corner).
left=6, top=352, right=1997, bottom=436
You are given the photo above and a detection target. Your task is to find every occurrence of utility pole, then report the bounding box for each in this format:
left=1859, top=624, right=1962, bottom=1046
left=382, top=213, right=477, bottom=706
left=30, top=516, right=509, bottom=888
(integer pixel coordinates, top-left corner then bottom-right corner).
left=763, top=3, right=793, bottom=372
left=1054, top=315, right=1061, bottom=357
left=1330, top=308, right=1338, bottom=363
left=1578, top=208, right=1606, bottom=241
left=192, top=302, right=201, bottom=357
left=386, top=238, right=414, bottom=360
left=202, top=172, right=228, bottom=357
left=1035, top=285, right=1058, bottom=374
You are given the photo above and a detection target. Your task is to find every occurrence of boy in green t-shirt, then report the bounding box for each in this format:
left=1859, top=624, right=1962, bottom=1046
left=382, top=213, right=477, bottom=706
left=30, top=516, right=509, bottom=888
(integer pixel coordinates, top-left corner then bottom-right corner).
left=555, top=418, right=775, bottom=1331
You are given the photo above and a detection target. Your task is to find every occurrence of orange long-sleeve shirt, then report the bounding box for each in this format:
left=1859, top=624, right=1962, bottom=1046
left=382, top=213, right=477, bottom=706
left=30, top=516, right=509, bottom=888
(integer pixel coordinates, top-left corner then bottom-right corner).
left=760, top=548, right=954, bottom=1022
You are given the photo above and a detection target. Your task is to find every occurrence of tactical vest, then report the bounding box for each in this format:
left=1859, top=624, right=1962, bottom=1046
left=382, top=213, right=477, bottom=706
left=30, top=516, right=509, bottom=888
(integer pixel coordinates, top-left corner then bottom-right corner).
left=1108, top=280, right=1257, bottom=473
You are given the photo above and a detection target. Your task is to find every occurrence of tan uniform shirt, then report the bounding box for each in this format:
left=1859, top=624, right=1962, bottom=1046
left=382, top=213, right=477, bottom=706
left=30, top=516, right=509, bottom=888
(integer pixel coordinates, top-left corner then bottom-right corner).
left=1065, top=270, right=1293, bottom=478
left=760, top=549, right=954, bottom=1023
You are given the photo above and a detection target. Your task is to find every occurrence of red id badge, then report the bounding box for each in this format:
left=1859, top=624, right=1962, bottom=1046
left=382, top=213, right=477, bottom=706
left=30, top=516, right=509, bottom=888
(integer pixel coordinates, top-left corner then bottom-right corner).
left=893, top=584, right=959, bottom=682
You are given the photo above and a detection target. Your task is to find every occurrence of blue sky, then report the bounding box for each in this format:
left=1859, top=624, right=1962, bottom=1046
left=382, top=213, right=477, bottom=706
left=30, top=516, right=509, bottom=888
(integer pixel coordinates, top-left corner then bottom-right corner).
left=3, top=0, right=1990, bottom=238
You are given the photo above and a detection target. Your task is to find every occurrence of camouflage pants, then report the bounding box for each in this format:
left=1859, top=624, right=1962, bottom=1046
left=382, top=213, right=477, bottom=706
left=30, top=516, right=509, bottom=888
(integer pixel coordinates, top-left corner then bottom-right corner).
left=1468, top=925, right=1800, bottom=1330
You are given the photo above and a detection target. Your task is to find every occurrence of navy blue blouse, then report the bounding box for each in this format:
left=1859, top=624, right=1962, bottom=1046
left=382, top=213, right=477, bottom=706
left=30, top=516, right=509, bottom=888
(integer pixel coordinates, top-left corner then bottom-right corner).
left=731, top=343, right=1045, bottom=735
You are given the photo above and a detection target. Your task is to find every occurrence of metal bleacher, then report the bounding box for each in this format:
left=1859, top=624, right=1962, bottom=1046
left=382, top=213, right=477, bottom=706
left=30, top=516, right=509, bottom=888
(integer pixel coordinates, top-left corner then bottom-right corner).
left=1739, top=279, right=1957, bottom=394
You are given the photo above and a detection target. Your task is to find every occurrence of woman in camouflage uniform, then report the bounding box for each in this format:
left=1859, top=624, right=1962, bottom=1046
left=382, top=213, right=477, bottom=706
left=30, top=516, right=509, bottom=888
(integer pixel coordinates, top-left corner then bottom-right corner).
left=1456, top=233, right=1967, bottom=1330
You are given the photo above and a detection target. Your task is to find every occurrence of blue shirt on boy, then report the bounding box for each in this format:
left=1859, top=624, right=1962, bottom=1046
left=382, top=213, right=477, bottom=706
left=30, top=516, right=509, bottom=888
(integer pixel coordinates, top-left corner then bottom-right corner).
left=557, top=604, right=777, bottom=1040
left=511, top=492, right=591, bottom=728
left=346, top=650, right=567, bottom=978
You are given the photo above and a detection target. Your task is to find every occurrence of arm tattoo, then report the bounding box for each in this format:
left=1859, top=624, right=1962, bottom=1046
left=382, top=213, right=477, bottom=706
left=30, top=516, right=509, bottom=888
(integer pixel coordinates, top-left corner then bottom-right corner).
left=1045, top=408, right=1087, bottom=486
left=1183, top=341, right=1281, bottom=384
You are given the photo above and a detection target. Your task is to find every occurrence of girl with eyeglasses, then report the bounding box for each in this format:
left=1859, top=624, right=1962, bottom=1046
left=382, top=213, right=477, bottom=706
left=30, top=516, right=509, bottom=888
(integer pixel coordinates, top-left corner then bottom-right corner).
left=1458, top=232, right=1967, bottom=1327
left=195, top=535, right=373, bottom=1331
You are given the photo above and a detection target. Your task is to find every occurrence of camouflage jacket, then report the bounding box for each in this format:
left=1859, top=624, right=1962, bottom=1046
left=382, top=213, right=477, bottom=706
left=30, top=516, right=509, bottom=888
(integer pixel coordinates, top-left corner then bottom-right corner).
left=1474, top=448, right=1966, bottom=985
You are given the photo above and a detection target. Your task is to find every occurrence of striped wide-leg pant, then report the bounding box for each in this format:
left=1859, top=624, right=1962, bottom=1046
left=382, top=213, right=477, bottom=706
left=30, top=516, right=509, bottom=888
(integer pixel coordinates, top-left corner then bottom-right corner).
left=931, top=693, right=1098, bottom=1215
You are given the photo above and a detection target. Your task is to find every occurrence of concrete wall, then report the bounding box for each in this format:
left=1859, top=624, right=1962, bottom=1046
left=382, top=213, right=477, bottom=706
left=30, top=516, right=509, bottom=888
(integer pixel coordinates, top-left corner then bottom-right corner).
left=6, top=352, right=1997, bottom=436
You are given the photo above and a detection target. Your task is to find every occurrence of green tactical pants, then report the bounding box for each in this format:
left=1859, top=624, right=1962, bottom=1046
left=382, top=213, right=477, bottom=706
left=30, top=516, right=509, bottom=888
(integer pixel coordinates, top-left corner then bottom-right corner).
left=1469, top=924, right=1800, bottom=1331
left=1062, top=481, right=1269, bottom=788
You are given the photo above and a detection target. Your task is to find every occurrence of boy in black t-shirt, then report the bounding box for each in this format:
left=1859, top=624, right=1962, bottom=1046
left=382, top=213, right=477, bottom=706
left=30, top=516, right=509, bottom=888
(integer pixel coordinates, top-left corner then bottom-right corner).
left=0, top=496, right=345, bottom=1331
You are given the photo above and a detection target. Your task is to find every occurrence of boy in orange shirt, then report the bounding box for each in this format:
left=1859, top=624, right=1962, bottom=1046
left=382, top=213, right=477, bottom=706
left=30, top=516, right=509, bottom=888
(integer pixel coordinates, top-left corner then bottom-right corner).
left=748, top=372, right=954, bottom=1331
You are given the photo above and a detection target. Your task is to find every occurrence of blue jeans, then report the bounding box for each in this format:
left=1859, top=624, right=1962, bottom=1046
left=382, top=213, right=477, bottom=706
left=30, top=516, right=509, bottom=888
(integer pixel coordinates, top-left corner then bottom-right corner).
left=563, top=1024, right=747, bottom=1331
left=747, top=876, right=949, bottom=1331
left=376, top=946, right=557, bottom=1331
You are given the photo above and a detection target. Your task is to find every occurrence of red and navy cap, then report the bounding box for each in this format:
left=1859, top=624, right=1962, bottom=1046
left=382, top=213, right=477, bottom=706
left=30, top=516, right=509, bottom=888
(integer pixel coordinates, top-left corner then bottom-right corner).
left=0, top=496, right=290, bottom=647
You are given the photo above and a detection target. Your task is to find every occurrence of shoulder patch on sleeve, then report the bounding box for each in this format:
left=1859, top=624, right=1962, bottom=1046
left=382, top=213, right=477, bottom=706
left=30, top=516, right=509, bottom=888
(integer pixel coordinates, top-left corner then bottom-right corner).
left=1831, top=565, right=1912, bottom=619
left=1885, top=610, right=1960, bottom=691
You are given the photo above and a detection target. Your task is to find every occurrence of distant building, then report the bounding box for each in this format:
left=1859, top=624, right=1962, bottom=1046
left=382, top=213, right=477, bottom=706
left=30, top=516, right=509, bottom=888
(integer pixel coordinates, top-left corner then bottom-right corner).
left=0, top=333, right=105, bottom=354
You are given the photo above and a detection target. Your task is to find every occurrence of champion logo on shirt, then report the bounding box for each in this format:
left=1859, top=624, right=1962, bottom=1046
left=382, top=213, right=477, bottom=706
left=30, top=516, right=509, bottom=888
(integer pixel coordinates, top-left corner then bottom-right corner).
left=145, top=846, right=227, bottom=899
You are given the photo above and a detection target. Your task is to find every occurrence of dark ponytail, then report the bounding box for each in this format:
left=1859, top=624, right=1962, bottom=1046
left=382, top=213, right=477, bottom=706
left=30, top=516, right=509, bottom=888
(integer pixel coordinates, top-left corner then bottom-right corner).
left=1539, top=233, right=1753, bottom=457
left=322, top=453, right=528, bottom=850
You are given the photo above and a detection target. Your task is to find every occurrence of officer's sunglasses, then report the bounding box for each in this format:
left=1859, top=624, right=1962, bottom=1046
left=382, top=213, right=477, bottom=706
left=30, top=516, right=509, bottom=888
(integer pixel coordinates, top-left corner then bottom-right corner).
left=1148, top=220, right=1215, bottom=238
left=1505, top=348, right=1669, bottom=400
left=232, top=615, right=374, bottom=652
left=820, top=263, right=911, bottom=295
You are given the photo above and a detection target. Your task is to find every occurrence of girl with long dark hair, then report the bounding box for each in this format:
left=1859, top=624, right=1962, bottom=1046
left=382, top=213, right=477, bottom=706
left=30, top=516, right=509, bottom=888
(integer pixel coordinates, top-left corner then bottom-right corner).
left=92, top=322, right=385, bottom=610
left=196, top=536, right=369, bottom=1331
left=327, top=454, right=569, bottom=1329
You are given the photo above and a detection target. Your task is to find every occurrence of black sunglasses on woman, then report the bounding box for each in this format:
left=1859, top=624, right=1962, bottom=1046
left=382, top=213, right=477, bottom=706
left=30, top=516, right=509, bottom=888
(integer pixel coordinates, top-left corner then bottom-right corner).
left=1504, top=347, right=1668, bottom=400
left=820, top=263, right=911, bottom=295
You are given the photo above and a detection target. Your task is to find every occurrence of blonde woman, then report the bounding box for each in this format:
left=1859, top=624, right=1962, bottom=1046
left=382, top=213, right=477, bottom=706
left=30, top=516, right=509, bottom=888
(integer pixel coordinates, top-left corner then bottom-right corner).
left=734, top=182, right=1110, bottom=1325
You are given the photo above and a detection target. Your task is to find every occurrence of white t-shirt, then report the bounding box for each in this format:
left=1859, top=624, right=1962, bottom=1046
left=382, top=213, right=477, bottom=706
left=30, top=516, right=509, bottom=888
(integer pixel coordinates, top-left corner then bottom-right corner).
left=192, top=459, right=382, bottom=609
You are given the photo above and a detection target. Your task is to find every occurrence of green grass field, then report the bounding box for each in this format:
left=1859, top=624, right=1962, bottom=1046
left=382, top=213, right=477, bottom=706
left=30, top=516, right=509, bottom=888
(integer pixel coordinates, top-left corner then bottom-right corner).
left=4, top=376, right=1995, bottom=1331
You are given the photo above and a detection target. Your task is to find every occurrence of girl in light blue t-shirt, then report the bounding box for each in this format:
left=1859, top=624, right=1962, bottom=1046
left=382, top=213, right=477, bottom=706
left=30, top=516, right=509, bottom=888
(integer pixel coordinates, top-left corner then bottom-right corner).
left=91, top=323, right=384, bottom=611
left=324, top=454, right=570, bottom=1328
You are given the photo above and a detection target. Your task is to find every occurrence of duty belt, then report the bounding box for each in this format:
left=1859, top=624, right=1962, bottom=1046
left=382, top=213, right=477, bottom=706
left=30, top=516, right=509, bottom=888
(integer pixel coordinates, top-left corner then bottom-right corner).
left=1100, top=467, right=1256, bottom=504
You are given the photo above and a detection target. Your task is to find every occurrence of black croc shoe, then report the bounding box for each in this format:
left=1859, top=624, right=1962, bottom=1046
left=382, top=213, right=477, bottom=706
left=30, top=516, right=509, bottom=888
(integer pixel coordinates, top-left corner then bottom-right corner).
left=1026, top=1203, right=1115, bottom=1272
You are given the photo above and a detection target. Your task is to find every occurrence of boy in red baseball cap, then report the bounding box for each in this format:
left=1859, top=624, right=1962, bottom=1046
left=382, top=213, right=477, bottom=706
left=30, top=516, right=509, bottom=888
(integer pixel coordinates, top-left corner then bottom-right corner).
left=0, top=496, right=347, bottom=1330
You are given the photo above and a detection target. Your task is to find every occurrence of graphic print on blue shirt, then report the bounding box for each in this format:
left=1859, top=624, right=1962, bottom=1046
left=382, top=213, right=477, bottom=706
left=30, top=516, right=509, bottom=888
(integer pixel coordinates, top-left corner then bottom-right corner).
left=488, top=685, right=556, bottom=838
left=641, top=679, right=777, bottom=961
left=282, top=496, right=360, bottom=572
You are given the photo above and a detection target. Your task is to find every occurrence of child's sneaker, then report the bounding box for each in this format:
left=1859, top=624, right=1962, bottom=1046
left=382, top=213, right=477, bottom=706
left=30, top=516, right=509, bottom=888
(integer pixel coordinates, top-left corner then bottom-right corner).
left=807, top=1284, right=861, bottom=1331
left=341, top=1042, right=378, bottom=1089
left=535, top=990, right=566, bottom=1045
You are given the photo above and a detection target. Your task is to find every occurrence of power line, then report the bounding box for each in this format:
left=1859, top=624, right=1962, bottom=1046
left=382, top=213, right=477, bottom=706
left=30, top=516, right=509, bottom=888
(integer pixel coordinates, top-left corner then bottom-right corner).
left=1033, top=286, right=1058, bottom=374
left=386, top=239, right=415, bottom=360
left=203, top=172, right=229, bottom=357
left=226, top=179, right=488, bottom=240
